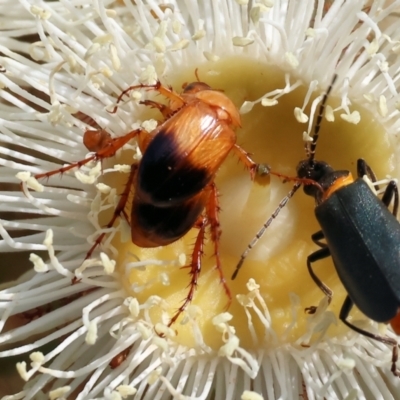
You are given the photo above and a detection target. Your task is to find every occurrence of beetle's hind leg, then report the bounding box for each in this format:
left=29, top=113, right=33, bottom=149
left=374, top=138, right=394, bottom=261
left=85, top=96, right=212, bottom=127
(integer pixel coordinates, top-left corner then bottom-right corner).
left=168, top=215, right=208, bottom=327
left=305, top=232, right=333, bottom=314
left=381, top=180, right=399, bottom=217
left=339, top=295, right=400, bottom=377
left=357, top=159, right=399, bottom=216
left=85, top=164, right=138, bottom=261
left=357, top=159, right=378, bottom=184
left=167, top=183, right=231, bottom=326
left=205, top=183, right=232, bottom=309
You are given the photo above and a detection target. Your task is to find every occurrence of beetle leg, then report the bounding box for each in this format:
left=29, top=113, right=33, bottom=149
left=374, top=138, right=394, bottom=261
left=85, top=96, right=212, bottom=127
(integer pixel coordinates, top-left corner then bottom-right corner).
left=168, top=215, right=207, bottom=326
left=381, top=181, right=399, bottom=217
left=339, top=295, right=400, bottom=376
left=231, top=144, right=259, bottom=180
left=311, top=230, right=326, bottom=248
left=205, top=182, right=232, bottom=309
left=33, top=128, right=143, bottom=181
left=111, top=81, right=186, bottom=114
left=357, top=159, right=378, bottom=185
left=85, top=164, right=138, bottom=260
left=357, top=157, right=399, bottom=217
left=139, top=99, right=175, bottom=120
left=305, top=246, right=333, bottom=314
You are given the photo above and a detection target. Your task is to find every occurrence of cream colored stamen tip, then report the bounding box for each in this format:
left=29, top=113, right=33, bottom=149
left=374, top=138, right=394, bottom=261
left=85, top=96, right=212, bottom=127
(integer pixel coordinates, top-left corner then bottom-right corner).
left=75, top=170, right=97, bottom=184
left=30, top=5, right=51, bottom=19
left=44, top=229, right=54, bottom=247
left=367, top=38, right=379, bottom=55
left=155, top=323, right=175, bottom=338
left=141, top=119, right=158, bottom=131
left=139, top=65, right=157, bottom=85
left=86, top=321, right=98, bottom=345
left=212, top=312, right=233, bottom=325
left=303, top=131, right=313, bottom=142
left=148, top=367, right=162, bottom=384
left=219, top=335, right=239, bottom=356
left=30, top=253, right=48, bottom=272
left=261, top=97, right=278, bottom=106
left=240, top=101, right=255, bottom=114
left=242, top=391, right=264, bottom=400
left=27, top=176, right=44, bottom=192
left=379, top=60, right=389, bottom=73
left=340, top=111, right=361, bottom=124
left=16, top=362, right=28, bottom=381
left=232, top=36, right=254, bottom=47
left=378, top=95, right=388, bottom=117
left=203, top=51, right=220, bottom=62
left=170, top=39, right=190, bottom=51
left=100, top=252, right=116, bottom=274
left=325, top=105, right=335, bottom=121
left=49, top=386, right=71, bottom=400
left=116, top=385, right=137, bottom=397
left=178, top=253, right=186, bottom=266
left=152, top=37, right=166, bottom=53
left=16, top=170, right=31, bottom=182
left=89, top=161, right=102, bottom=176
left=159, top=272, right=170, bottom=285
left=128, top=298, right=140, bottom=317
left=172, top=20, right=181, bottom=34
left=246, top=278, right=259, bottom=291
left=30, top=351, right=45, bottom=364
left=130, top=90, right=142, bottom=101
left=192, top=29, right=206, bottom=40
left=305, top=27, right=315, bottom=37
left=16, top=171, right=43, bottom=192
left=336, top=357, right=356, bottom=371
left=235, top=0, right=249, bottom=5
left=114, top=164, right=132, bottom=173
left=96, top=182, right=111, bottom=193
left=294, top=107, right=308, bottom=123
left=236, top=293, right=252, bottom=307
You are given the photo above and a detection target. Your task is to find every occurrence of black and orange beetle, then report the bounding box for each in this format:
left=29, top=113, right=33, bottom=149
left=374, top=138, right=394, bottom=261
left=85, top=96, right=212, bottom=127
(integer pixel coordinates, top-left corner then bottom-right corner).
left=233, top=75, right=400, bottom=376
left=28, top=78, right=270, bottom=326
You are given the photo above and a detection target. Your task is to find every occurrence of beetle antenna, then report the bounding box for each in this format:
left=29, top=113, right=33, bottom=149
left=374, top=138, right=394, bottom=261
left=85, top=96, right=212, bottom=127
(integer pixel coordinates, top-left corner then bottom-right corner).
left=308, top=74, right=338, bottom=162
left=232, top=182, right=302, bottom=280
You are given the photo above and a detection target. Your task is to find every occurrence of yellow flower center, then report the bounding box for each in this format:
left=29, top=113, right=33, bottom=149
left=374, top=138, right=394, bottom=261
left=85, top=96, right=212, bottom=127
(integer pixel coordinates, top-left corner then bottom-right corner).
left=110, top=56, right=392, bottom=350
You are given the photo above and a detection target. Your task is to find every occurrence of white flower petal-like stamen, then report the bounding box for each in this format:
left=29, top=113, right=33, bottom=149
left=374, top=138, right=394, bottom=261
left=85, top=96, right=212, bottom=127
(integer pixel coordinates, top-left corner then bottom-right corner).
left=1, top=0, right=400, bottom=399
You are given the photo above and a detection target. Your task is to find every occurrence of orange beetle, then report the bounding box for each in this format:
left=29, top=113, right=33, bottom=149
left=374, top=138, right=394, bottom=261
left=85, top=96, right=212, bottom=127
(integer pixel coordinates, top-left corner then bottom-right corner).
left=32, top=79, right=269, bottom=326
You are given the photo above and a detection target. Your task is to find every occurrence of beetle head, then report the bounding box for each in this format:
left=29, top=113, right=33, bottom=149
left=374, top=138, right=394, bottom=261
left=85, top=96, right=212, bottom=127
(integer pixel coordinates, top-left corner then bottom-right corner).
left=297, top=160, right=334, bottom=198
left=182, top=81, right=212, bottom=94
